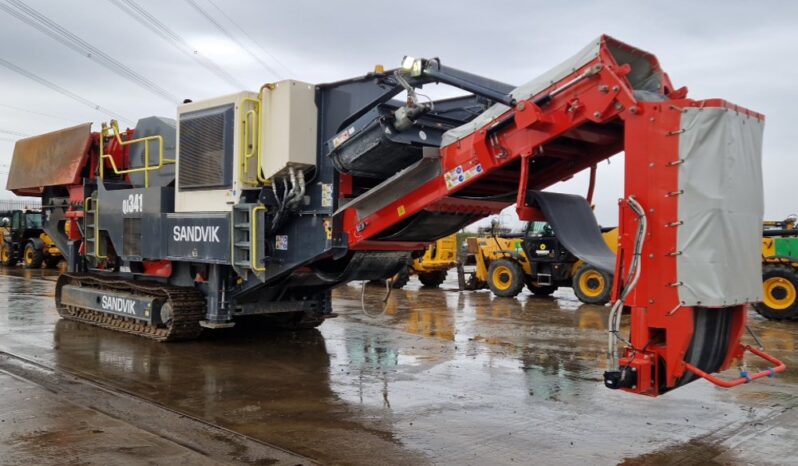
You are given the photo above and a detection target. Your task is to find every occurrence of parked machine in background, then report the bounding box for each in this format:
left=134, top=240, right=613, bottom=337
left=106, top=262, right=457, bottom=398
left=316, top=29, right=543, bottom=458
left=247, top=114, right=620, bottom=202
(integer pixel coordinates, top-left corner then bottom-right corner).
left=459, top=222, right=617, bottom=304
left=6, top=36, right=781, bottom=396
left=756, top=216, right=798, bottom=321
left=389, top=234, right=458, bottom=288
left=0, top=210, right=61, bottom=268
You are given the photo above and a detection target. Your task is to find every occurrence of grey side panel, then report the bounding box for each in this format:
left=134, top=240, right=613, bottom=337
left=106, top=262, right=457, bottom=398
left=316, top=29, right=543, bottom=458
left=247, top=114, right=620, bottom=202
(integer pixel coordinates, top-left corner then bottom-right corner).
left=676, top=108, right=764, bottom=306
left=165, top=213, right=231, bottom=264
left=526, top=191, right=616, bottom=273
left=97, top=186, right=174, bottom=262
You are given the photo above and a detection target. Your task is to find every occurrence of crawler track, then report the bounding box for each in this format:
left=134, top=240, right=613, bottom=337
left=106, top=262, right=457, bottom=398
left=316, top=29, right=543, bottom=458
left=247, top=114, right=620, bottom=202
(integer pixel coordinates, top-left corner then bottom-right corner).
left=55, top=273, right=205, bottom=341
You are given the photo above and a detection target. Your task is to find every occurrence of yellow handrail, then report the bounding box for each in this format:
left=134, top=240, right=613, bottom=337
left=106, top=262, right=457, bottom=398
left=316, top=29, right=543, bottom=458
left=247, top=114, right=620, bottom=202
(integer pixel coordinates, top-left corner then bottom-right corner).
left=83, top=197, right=106, bottom=259
left=250, top=205, right=266, bottom=272
left=99, top=120, right=175, bottom=188
left=240, top=97, right=259, bottom=186
left=239, top=96, right=268, bottom=185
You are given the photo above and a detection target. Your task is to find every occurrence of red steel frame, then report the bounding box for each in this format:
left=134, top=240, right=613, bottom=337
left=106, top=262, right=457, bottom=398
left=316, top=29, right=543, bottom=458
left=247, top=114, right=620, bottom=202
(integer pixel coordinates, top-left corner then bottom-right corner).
left=341, top=36, right=783, bottom=396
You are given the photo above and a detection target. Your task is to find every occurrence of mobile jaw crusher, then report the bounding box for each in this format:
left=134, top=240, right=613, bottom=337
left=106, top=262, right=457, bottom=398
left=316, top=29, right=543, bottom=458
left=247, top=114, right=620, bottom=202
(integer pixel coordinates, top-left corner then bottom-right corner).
left=7, top=36, right=783, bottom=396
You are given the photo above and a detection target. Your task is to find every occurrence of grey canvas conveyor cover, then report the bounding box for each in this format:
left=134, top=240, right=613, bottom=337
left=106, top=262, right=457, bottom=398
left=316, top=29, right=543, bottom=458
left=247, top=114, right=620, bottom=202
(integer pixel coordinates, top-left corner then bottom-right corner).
left=527, top=191, right=616, bottom=274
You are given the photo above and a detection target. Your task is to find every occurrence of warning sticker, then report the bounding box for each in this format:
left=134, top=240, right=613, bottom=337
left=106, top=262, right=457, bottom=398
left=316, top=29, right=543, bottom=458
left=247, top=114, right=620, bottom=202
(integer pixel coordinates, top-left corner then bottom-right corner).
left=320, top=183, right=333, bottom=208
left=332, top=127, right=355, bottom=149
left=275, top=235, right=288, bottom=250
left=444, top=162, right=483, bottom=190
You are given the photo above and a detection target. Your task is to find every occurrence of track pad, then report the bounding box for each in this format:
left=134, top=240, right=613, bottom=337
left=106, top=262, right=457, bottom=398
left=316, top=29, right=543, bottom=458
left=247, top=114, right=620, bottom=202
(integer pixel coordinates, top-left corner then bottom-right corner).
left=526, top=191, right=616, bottom=273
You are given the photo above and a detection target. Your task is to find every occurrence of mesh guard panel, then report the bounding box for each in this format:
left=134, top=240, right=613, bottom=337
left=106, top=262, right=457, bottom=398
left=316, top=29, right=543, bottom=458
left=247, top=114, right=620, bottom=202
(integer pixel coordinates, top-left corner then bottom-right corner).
left=178, top=104, right=233, bottom=190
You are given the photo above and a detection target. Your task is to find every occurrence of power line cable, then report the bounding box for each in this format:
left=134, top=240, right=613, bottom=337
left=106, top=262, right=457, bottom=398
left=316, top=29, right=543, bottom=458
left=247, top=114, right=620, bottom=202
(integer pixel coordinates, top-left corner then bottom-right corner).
left=0, top=57, right=133, bottom=124
left=0, top=128, right=29, bottom=137
left=182, top=0, right=282, bottom=79
left=0, top=103, right=77, bottom=123
left=0, top=0, right=179, bottom=103
left=107, top=0, right=247, bottom=89
left=204, top=0, right=294, bottom=77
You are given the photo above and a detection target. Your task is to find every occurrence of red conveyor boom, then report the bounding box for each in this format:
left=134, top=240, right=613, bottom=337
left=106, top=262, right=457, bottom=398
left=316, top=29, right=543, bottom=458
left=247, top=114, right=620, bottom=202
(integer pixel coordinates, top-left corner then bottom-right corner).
left=340, top=35, right=783, bottom=396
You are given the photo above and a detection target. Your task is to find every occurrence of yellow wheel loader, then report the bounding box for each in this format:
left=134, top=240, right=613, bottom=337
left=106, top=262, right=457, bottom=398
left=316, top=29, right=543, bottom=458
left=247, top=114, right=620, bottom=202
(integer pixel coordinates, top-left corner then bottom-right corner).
left=460, top=222, right=617, bottom=304
left=374, top=234, right=459, bottom=289
left=0, top=210, right=62, bottom=269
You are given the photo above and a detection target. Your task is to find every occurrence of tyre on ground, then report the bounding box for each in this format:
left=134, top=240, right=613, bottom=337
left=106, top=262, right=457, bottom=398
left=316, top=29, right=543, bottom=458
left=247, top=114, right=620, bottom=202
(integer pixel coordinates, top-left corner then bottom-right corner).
left=753, top=263, right=798, bottom=321
left=572, top=264, right=612, bottom=305
left=526, top=282, right=557, bottom=297
left=45, top=256, right=62, bottom=268
left=23, top=243, right=44, bottom=269
left=369, top=265, right=410, bottom=289
left=390, top=266, right=411, bottom=289
left=487, top=259, right=525, bottom=297
left=0, top=243, right=17, bottom=266
left=418, top=270, right=447, bottom=288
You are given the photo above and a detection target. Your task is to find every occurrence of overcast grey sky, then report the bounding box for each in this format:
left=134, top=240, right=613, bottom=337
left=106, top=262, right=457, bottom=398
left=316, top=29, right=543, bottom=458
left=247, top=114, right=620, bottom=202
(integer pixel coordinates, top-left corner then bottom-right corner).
left=1, top=0, right=796, bottom=227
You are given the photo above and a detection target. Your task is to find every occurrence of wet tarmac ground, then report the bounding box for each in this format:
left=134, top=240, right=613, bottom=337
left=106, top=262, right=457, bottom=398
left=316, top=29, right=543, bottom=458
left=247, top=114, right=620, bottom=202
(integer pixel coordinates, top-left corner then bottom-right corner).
left=0, top=267, right=796, bottom=465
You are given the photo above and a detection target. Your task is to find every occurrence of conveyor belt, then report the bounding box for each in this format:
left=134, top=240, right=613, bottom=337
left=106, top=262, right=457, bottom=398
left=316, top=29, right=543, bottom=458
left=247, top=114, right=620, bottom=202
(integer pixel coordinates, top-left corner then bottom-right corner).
left=675, top=307, right=734, bottom=388
left=526, top=191, right=616, bottom=273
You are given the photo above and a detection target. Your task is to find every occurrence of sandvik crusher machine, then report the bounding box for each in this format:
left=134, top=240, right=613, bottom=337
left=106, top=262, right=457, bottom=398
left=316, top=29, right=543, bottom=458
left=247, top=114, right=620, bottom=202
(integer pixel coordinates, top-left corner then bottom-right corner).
left=7, top=36, right=784, bottom=396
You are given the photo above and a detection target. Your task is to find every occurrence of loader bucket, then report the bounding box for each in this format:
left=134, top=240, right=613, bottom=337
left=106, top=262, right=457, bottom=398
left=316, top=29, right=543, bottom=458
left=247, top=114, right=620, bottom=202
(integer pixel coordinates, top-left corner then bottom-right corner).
left=7, top=123, right=92, bottom=197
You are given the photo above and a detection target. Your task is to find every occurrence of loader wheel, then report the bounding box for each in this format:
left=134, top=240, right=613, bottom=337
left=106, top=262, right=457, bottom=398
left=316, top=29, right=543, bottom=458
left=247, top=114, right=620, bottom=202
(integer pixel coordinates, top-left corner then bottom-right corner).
left=753, top=264, right=798, bottom=320
left=45, top=256, right=62, bottom=268
left=369, top=265, right=410, bottom=289
left=0, top=243, right=16, bottom=266
left=573, top=265, right=612, bottom=305
left=418, top=270, right=447, bottom=288
left=527, top=283, right=558, bottom=297
left=488, top=259, right=524, bottom=297
left=390, top=266, right=410, bottom=289
left=23, top=244, right=44, bottom=269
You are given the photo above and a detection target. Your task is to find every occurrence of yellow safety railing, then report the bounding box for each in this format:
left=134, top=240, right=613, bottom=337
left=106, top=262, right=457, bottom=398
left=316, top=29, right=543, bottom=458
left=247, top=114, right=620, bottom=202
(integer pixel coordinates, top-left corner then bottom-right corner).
left=83, top=197, right=106, bottom=259
left=239, top=96, right=268, bottom=186
left=250, top=205, right=266, bottom=272
left=99, top=120, right=175, bottom=188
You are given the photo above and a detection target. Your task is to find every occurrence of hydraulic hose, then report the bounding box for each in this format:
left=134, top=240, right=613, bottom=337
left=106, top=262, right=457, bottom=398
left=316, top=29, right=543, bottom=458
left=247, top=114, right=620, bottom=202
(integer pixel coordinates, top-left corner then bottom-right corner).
left=608, top=196, right=647, bottom=368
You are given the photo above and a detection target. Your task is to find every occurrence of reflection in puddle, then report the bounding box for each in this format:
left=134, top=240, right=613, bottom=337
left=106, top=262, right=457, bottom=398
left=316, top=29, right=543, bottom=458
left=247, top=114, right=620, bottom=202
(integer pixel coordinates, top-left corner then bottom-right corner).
left=0, top=272, right=794, bottom=465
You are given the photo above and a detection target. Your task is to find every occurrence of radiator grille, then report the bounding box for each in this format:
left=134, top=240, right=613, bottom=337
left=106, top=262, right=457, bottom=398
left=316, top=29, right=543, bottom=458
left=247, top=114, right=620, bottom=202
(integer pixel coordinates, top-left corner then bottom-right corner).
left=123, top=217, right=141, bottom=257
left=178, top=104, right=233, bottom=190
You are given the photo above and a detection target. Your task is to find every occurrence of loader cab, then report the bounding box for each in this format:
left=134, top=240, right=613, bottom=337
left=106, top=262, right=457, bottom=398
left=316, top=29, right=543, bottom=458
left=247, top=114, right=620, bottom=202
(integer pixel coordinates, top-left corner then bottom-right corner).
left=521, top=221, right=577, bottom=285
left=23, top=211, right=43, bottom=230
left=1, top=210, right=45, bottom=244
left=522, top=221, right=576, bottom=264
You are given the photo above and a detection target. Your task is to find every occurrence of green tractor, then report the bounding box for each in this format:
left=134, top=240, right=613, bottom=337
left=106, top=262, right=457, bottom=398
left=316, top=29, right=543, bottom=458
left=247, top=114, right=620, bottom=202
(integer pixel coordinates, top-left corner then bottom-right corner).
left=0, top=210, right=62, bottom=269
left=756, top=216, right=798, bottom=321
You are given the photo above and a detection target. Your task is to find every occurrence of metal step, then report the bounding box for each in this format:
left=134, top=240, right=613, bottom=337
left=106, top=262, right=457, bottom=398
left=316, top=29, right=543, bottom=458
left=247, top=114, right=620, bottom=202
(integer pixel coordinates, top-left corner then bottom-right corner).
left=230, top=203, right=265, bottom=282
left=83, top=198, right=99, bottom=257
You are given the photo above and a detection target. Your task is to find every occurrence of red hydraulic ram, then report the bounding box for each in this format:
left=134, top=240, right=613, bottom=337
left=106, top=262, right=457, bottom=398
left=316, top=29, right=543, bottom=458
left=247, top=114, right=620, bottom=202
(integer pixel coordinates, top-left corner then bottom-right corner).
left=341, top=35, right=783, bottom=396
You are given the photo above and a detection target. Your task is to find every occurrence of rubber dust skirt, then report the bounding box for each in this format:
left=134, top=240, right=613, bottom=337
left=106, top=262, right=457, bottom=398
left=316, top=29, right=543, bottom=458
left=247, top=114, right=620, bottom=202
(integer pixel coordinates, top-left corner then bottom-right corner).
left=526, top=191, right=616, bottom=273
